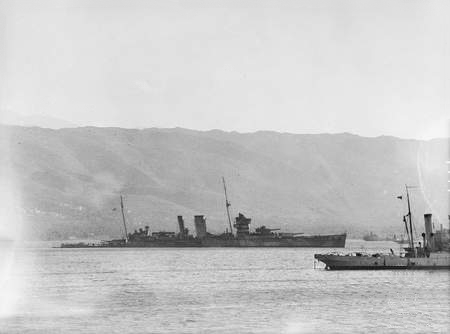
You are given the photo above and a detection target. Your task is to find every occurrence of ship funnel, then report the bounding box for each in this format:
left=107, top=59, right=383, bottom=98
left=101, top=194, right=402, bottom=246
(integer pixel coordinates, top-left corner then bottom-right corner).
left=194, top=215, right=207, bottom=239
left=424, top=214, right=434, bottom=251
left=177, top=216, right=185, bottom=234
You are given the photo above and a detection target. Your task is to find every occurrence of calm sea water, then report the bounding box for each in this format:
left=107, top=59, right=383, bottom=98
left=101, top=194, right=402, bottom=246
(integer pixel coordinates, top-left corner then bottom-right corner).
left=1, top=240, right=449, bottom=334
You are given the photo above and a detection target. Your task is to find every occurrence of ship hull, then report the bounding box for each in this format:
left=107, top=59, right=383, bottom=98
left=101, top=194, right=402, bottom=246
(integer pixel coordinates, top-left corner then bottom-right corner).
left=314, top=253, right=450, bottom=270
left=114, top=240, right=203, bottom=247
left=61, top=233, right=346, bottom=248
left=60, top=239, right=202, bottom=248
left=202, top=234, right=346, bottom=247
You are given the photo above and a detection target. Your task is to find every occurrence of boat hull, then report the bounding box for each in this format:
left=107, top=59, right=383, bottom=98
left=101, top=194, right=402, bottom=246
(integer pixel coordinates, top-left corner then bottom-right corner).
left=314, top=253, right=450, bottom=270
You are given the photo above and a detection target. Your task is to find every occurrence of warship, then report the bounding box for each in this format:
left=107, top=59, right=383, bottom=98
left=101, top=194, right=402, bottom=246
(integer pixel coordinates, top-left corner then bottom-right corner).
left=61, top=178, right=346, bottom=248
left=315, top=186, right=450, bottom=270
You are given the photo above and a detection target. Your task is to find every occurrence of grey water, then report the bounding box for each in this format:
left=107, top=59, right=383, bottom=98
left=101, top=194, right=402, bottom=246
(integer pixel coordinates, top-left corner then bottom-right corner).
left=1, top=241, right=449, bottom=334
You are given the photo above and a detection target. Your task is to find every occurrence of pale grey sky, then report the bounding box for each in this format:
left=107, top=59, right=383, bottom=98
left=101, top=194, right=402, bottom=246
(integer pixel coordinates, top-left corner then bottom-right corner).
left=0, top=0, right=448, bottom=139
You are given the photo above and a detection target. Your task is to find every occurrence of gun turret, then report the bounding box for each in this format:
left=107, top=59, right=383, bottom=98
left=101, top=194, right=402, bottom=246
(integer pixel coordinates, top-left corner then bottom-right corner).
left=254, top=226, right=280, bottom=235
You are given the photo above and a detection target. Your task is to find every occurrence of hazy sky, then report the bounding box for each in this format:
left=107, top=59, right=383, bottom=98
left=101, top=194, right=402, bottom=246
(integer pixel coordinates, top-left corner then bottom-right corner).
left=0, top=0, right=448, bottom=139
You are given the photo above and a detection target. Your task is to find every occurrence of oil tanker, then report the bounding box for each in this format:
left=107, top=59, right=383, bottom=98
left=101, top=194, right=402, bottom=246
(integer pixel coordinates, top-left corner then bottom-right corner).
left=61, top=179, right=346, bottom=248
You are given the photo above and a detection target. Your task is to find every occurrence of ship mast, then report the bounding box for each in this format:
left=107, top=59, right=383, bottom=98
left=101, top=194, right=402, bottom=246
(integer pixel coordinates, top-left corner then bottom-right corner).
left=405, top=185, right=415, bottom=255
left=120, top=195, right=129, bottom=243
left=402, top=215, right=410, bottom=248
left=222, top=177, right=234, bottom=236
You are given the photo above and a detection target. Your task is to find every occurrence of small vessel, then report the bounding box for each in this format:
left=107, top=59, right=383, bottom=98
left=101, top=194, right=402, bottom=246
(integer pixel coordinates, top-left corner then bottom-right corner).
left=315, top=186, right=450, bottom=270
left=362, top=232, right=404, bottom=243
left=362, top=232, right=384, bottom=241
left=61, top=178, right=346, bottom=248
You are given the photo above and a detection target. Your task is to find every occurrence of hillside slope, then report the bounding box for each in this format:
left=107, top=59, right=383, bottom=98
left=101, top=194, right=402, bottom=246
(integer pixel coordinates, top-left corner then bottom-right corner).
left=1, top=125, right=447, bottom=240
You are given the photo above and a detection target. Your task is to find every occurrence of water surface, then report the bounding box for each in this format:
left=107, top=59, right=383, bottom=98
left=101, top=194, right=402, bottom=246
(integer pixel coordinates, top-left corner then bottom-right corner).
left=1, top=241, right=449, bottom=333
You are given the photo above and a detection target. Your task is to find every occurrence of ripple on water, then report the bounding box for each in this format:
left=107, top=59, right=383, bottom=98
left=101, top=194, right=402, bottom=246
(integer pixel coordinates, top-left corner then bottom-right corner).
left=1, top=246, right=449, bottom=334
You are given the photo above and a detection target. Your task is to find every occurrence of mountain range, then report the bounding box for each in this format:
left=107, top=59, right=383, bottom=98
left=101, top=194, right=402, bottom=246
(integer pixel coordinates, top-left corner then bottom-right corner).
left=0, top=125, right=447, bottom=240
